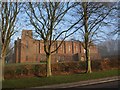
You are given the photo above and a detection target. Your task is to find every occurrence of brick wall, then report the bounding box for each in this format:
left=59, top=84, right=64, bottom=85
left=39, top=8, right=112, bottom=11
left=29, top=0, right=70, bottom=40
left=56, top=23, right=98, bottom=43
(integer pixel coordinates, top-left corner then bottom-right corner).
left=65, top=41, right=73, bottom=54
left=14, top=30, right=101, bottom=63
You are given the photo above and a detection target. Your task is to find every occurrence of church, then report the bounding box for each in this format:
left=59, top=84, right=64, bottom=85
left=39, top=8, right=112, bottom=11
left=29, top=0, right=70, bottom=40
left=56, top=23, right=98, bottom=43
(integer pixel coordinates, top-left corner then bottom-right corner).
left=14, top=30, right=101, bottom=63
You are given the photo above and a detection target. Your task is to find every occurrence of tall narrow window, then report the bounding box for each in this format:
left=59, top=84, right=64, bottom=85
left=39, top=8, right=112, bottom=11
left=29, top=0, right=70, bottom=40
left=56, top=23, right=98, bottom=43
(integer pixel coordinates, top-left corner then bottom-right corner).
left=61, top=45, right=64, bottom=53
left=26, top=56, right=28, bottom=61
left=59, top=56, right=61, bottom=62
left=84, top=49, right=86, bottom=53
left=41, top=57, right=42, bottom=61
left=39, top=41, right=40, bottom=53
left=61, top=45, right=62, bottom=51
left=76, top=46, right=78, bottom=52
left=36, top=55, right=38, bottom=61
left=26, top=32, right=29, bottom=36
left=69, top=45, right=71, bottom=52
left=62, top=45, right=64, bottom=53
left=26, top=40, right=28, bottom=48
left=40, top=46, right=41, bottom=52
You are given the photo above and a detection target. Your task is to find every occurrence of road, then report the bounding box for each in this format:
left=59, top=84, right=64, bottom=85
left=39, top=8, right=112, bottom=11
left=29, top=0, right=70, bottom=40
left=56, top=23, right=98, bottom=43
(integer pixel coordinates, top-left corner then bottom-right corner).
left=74, top=80, right=120, bottom=88
left=13, top=80, right=120, bottom=90
left=53, top=80, right=119, bottom=90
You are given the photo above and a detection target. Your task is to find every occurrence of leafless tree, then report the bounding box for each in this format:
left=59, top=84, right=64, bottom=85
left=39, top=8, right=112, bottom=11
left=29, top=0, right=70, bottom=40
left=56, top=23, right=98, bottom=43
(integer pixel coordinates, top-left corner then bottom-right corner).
left=1, top=2, right=20, bottom=80
left=26, top=2, right=82, bottom=77
left=73, top=2, right=117, bottom=73
left=106, top=1, right=119, bottom=40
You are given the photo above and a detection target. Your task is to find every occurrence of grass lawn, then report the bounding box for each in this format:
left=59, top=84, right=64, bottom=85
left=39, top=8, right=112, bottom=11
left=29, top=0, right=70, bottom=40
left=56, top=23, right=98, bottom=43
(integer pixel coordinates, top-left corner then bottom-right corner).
left=2, top=69, right=120, bottom=88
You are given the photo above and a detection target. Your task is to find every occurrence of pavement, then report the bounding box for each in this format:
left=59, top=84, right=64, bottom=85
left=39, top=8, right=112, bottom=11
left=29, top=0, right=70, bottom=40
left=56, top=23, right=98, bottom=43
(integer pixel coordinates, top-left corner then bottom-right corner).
left=30, top=76, right=120, bottom=89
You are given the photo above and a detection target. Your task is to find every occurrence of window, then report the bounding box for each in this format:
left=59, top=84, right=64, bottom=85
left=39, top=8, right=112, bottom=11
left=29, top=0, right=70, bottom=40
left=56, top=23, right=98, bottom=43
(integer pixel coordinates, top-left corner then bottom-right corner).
left=58, top=56, right=61, bottom=62
left=26, top=56, right=28, bottom=61
left=41, top=57, right=42, bottom=61
left=76, top=46, right=78, bottom=52
left=26, top=40, right=28, bottom=48
left=63, top=45, right=64, bottom=53
left=84, top=49, right=86, bottom=53
left=36, top=55, right=38, bottom=61
left=25, top=32, right=29, bottom=36
left=62, top=57, right=64, bottom=61
left=61, top=45, right=62, bottom=50
left=61, top=45, right=64, bottom=53
left=40, top=46, right=41, bottom=50
left=53, top=45, right=55, bottom=51
left=69, top=45, right=71, bottom=52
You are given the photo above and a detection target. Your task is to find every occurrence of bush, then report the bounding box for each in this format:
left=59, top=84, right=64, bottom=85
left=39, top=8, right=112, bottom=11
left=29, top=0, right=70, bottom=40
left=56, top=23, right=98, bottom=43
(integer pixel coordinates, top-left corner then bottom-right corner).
left=15, top=68, right=22, bottom=75
left=34, top=65, right=40, bottom=76
left=109, top=60, right=119, bottom=69
left=4, top=69, right=15, bottom=79
left=33, top=64, right=46, bottom=76
left=91, top=60, right=101, bottom=71
left=22, top=67, right=29, bottom=75
left=4, top=59, right=119, bottom=79
left=79, top=61, right=86, bottom=70
left=52, top=62, right=81, bottom=73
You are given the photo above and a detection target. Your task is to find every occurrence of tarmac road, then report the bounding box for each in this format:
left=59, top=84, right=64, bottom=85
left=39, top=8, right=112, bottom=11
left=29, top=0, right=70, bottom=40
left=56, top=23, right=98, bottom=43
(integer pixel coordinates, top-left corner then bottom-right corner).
left=53, top=80, right=120, bottom=90
left=71, top=80, right=120, bottom=88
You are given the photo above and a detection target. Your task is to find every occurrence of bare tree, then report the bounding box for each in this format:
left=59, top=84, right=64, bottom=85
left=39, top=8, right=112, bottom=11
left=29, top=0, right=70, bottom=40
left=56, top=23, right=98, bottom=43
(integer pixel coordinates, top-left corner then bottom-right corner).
left=74, top=2, right=117, bottom=73
left=110, top=1, right=119, bottom=39
left=1, top=2, right=20, bottom=80
left=26, top=2, right=82, bottom=77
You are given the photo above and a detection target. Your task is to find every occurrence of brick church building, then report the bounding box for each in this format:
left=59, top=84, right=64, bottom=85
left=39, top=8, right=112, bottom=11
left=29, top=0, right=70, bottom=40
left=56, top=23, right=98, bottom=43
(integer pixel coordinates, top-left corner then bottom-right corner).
left=14, top=30, right=101, bottom=63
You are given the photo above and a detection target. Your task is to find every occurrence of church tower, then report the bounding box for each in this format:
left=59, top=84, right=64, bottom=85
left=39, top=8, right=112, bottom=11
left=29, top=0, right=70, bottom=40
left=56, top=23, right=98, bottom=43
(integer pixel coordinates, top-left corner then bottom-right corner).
left=20, top=30, right=33, bottom=62
left=21, top=30, right=33, bottom=41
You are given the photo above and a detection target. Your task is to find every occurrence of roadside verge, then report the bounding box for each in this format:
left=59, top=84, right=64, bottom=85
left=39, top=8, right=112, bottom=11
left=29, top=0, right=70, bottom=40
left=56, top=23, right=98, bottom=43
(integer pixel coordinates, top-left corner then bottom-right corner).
left=33, top=76, right=120, bottom=88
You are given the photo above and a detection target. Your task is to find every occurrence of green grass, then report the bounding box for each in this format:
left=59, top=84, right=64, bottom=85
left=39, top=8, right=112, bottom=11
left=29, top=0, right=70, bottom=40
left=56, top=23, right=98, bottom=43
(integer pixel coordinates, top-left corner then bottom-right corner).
left=3, top=69, right=120, bottom=88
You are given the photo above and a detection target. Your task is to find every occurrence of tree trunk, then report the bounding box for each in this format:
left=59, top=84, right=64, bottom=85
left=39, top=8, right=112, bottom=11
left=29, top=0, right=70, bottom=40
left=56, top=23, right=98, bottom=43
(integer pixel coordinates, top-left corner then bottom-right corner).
left=86, top=48, right=92, bottom=73
left=82, top=2, right=92, bottom=73
left=2, top=55, right=5, bottom=81
left=46, top=54, right=52, bottom=77
left=0, top=54, right=2, bottom=81
left=1, top=50, right=5, bottom=81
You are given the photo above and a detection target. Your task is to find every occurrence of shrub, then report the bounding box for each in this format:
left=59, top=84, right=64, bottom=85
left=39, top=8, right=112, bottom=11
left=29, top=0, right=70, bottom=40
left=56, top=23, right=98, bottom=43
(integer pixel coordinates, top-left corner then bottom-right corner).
left=39, top=64, right=46, bottom=76
left=34, top=65, right=40, bottom=76
left=109, top=60, right=119, bottom=69
left=91, top=60, right=101, bottom=71
left=32, top=64, right=46, bottom=77
left=79, top=61, right=86, bottom=70
left=22, top=67, right=29, bottom=75
left=52, top=62, right=82, bottom=74
left=4, top=59, right=119, bottom=79
left=15, top=68, right=22, bottom=75
left=4, top=69, right=15, bottom=79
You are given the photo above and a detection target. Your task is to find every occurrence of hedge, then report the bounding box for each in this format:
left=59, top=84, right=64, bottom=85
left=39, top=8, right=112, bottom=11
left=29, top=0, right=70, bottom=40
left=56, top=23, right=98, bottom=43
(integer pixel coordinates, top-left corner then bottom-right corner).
left=4, top=60, right=119, bottom=79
